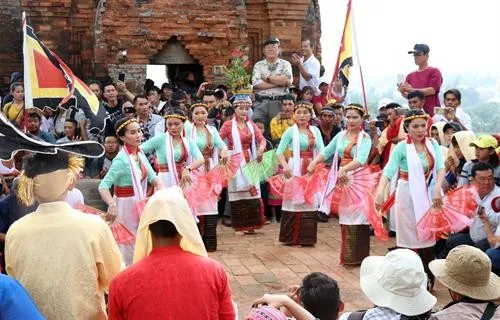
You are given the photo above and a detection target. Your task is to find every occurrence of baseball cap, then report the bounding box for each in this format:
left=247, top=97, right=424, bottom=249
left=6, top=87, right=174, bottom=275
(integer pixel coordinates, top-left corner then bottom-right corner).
left=408, top=43, right=430, bottom=55
left=443, top=122, right=464, bottom=133
left=263, top=37, right=280, bottom=46
left=469, top=134, right=498, bottom=149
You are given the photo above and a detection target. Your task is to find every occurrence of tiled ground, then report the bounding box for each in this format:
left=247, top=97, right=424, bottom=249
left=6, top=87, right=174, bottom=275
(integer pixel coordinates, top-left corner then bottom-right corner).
left=208, top=218, right=449, bottom=319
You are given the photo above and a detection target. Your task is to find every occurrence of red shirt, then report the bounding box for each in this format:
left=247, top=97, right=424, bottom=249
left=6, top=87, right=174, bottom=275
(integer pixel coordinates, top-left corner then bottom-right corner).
left=406, top=67, right=443, bottom=116
left=312, top=94, right=327, bottom=108
left=108, top=246, right=235, bottom=320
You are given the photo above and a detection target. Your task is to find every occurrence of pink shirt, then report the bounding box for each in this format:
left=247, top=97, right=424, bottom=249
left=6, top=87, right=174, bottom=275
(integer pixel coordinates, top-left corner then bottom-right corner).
left=108, top=246, right=235, bottom=320
left=406, top=67, right=443, bottom=116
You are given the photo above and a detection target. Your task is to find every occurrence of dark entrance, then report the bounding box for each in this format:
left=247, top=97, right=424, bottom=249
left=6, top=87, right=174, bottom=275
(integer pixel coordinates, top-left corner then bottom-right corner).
left=151, top=38, right=204, bottom=91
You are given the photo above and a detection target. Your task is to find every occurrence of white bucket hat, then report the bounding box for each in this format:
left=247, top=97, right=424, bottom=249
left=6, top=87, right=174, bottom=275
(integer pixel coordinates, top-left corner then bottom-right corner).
left=360, top=249, right=437, bottom=316
left=429, top=245, right=500, bottom=301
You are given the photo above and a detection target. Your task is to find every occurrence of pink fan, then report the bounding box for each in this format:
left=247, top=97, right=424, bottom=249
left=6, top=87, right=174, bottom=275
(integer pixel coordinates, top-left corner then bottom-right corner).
left=109, top=223, right=135, bottom=245
left=183, top=175, right=218, bottom=209
left=74, top=203, right=103, bottom=215
left=446, top=186, right=479, bottom=218
left=268, top=174, right=286, bottom=197
left=330, top=166, right=382, bottom=211
left=206, top=153, right=243, bottom=188
left=417, top=187, right=477, bottom=241
left=282, top=176, right=308, bottom=204
left=303, top=164, right=329, bottom=204
left=132, top=198, right=149, bottom=221
left=74, top=204, right=136, bottom=245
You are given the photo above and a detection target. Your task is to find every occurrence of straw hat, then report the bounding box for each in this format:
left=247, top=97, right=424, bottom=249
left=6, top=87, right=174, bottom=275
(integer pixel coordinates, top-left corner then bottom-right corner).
left=360, top=249, right=436, bottom=316
left=429, top=245, right=500, bottom=301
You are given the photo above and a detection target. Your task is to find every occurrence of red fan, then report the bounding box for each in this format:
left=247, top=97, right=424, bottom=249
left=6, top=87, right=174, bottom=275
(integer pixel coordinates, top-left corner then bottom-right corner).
left=303, top=163, right=329, bottom=204
left=282, top=176, right=307, bottom=204
left=417, top=187, right=477, bottom=241
left=74, top=204, right=136, bottom=245
left=268, top=174, right=286, bottom=198
left=206, top=153, right=243, bottom=188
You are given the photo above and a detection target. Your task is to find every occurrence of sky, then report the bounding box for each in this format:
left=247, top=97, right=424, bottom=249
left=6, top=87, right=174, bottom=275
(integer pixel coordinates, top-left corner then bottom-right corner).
left=318, top=0, right=500, bottom=86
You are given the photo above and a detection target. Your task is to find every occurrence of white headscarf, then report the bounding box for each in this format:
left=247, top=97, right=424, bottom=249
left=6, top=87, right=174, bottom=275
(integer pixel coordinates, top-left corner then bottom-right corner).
left=133, top=187, right=207, bottom=263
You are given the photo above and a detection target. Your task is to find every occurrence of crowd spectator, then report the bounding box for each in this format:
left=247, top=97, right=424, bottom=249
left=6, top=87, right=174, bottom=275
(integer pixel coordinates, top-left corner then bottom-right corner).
left=330, top=78, right=350, bottom=105
left=269, top=95, right=295, bottom=145
left=26, top=112, right=56, bottom=143
left=312, top=82, right=329, bottom=114
left=88, top=79, right=103, bottom=101
left=134, top=94, right=162, bottom=142
left=252, top=38, right=293, bottom=128
left=291, top=39, right=320, bottom=91
left=0, top=274, right=44, bottom=319
left=56, top=118, right=80, bottom=143
left=2, top=83, right=24, bottom=128
left=108, top=188, right=235, bottom=320
left=339, top=249, right=436, bottom=320
left=432, top=89, right=472, bottom=130
left=429, top=245, right=500, bottom=319
left=300, top=86, right=315, bottom=103
left=438, top=162, right=500, bottom=257
left=91, top=135, right=120, bottom=179
left=5, top=152, right=122, bottom=319
left=399, top=43, right=443, bottom=116
left=458, top=135, right=500, bottom=187
left=1, top=72, right=23, bottom=107
left=161, top=82, right=173, bottom=102
left=146, top=86, right=166, bottom=114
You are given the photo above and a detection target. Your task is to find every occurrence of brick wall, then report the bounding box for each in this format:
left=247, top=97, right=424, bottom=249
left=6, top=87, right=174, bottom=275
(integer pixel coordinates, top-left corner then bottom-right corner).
left=0, top=0, right=321, bottom=93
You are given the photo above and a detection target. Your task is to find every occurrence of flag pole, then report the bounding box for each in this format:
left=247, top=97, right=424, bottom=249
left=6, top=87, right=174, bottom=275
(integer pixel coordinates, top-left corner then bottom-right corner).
left=328, top=0, right=352, bottom=100
left=351, top=0, right=369, bottom=114
left=22, top=12, right=30, bottom=131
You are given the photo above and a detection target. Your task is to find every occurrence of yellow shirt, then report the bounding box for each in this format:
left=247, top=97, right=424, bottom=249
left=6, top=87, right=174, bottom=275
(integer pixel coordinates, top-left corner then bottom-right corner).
left=2, top=101, right=24, bottom=122
left=6, top=201, right=122, bottom=320
left=270, top=114, right=295, bottom=143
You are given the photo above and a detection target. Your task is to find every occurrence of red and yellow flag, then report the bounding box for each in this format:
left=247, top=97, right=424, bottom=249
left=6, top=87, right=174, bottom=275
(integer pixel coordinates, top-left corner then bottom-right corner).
left=23, top=14, right=99, bottom=118
left=330, top=0, right=353, bottom=94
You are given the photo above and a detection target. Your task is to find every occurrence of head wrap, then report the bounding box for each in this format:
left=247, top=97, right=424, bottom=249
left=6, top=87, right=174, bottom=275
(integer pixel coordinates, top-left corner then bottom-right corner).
left=18, top=155, right=84, bottom=206
left=133, top=187, right=207, bottom=262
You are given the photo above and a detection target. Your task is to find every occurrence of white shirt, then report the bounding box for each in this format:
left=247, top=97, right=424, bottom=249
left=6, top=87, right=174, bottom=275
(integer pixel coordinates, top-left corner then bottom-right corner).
left=432, top=107, right=472, bottom=131
left=299, top=55, right=320, bottom=91
left=469, top=185, right=500, bottom=243
left=66, top=188, right=84, bottom=208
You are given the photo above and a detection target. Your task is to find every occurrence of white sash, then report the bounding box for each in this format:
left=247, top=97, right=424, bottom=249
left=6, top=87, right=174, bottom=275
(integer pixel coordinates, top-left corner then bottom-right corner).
left=122, top=147, right=147, bottom=201
left=291, top=124, right=318, bottom=177
left=321, top=130, right=364, bottom=203
left=191, top=124, right=218, bottom=171
left=231, top=118, right=256, bottom=190
left=406, top=137, right=437, bottom=222
left=165, top=133, right=192, bottom=186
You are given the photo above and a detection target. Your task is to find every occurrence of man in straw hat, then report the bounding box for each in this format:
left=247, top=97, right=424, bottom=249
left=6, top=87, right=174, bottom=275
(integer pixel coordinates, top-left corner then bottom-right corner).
left=429, top=245, right=500, bottom=319
left=108, top=187, right=235, bottom=319
left=339, top=249, right=436, bottom=320
left=0, top=113, right=123, bottom=319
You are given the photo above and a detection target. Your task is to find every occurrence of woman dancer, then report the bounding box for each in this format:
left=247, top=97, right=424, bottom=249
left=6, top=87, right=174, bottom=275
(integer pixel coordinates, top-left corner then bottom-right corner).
left=141, top=108, right=204, bottom=188
left=219, top=95, right=266, bottom=233
left=307, top=103, right=373, bottom=264
left=276, top=102, right=324, bottom=245
left=374, top=109, right=445, bottom=289
left=186, top=102, right=229, bottom=251
left=99, top=117, right=163, bottom=265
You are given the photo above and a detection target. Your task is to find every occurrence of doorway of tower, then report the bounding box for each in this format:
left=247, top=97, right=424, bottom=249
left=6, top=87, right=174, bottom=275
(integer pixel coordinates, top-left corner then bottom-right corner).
left=151, top=37, right=204, bottom=97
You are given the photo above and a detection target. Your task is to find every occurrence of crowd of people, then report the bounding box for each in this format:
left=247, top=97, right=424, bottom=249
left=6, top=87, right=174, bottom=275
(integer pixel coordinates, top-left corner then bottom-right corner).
left=0, top=39, right=500, bottom=319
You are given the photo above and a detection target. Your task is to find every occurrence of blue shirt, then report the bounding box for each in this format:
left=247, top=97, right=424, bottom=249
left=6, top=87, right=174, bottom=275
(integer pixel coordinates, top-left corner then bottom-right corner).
left=0, top=274, right=44, bottom=319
